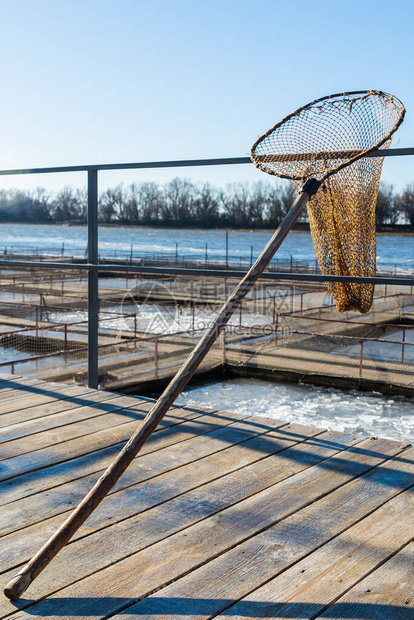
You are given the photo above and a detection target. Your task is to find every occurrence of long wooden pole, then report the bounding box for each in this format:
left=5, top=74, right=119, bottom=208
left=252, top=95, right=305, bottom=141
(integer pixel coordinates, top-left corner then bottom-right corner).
left=4, top=179, right=319, bottom=601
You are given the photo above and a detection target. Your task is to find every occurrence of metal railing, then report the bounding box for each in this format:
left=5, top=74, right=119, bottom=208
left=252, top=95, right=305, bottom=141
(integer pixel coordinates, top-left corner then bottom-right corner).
left=3, top=245, right=414, bottom=276
left=0, top=148, right=413, bottom=388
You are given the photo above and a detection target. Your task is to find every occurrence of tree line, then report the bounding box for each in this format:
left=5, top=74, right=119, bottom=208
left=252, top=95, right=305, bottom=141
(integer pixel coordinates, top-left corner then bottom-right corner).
left=1, top=179, right=414, bottom=231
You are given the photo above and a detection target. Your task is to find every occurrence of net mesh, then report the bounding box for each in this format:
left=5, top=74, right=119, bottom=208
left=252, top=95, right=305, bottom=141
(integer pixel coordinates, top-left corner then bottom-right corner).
left=251, top=90, right=405, bottom=312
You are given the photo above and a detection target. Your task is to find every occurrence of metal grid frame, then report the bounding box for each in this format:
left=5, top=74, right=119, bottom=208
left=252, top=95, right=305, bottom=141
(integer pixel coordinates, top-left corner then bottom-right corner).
left=0, top=148, right=413, bottom=388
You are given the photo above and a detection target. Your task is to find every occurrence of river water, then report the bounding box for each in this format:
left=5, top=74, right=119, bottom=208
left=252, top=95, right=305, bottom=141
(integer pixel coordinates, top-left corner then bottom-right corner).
left=178, top=378, right=414, bottom=444
left=1, top=223, right=413, bottom=273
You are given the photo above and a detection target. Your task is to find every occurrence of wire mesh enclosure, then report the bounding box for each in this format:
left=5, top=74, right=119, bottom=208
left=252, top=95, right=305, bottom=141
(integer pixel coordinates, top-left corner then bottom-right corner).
left=251, top=90, right=406, bottom=313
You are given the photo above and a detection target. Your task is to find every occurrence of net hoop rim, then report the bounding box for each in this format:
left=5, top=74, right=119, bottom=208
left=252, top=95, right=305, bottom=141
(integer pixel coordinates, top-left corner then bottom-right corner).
left=250, top=90, right=406, bottom=184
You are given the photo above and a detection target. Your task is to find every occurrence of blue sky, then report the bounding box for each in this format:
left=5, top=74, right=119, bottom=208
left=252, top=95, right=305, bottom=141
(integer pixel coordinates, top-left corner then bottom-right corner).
left=0, top=0, right=413, bottom=194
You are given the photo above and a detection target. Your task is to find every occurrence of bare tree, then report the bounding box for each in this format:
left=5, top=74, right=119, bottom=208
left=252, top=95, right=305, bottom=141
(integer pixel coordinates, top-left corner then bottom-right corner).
left=75, top=187, right=87, bottom=221
left=51, top=186, right=80, bottom=222
left=221, top=183, right=250, bottom=228
left=99, top=185, right=125, bottom=223
left=1, top=178, right=412, bottom=230
left=1, top=188, right=26, bottom=206
left=138, top=182, right=161, bottom=224
left=27, top=187, right=52, bottom=222
left=124, top=184, right=140, bottom=223
left=280, top=184, right=298, bottom=218
left=193, top=183, right=219, bottom=227
left=247, top=182, right=267, bottom=228
left=162, top=178, right=195, bottom=226
left=266, top=184, right=284, bottom=227
left=375, top=183, right=397, bottom=229
left=398, top=184, right=414, bottom=227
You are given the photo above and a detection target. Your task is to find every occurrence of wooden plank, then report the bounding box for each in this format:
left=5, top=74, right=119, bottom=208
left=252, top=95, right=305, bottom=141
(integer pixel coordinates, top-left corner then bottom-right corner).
left=0, top=387, right=118, bottom=431
left=0, top=416, right=292, bottom=567
left=0, top=397, right=154, bottom=458
left=0, top=433, right=398, bottom=618
left=0, top=395, right=152, bottom=451
left=317, top=542, right=414, bottom=619
left=0, top=405, right=217, bottom=507
left=0, top=379, right=47, bottom=397
left=0, top=380, right=52, bottom=401
left=0, top=411, right=266, bottom=538
left=0, top=376, right=104, bottom=395
left=98, top=444, right=413, bottom=620
left=0, top=374, right=43, bottom=385
left=0, top=383, right=94, bottom=408
left=211, top=487, right=414, bottom=619
left=0, top=381, right=99, bottom=413
left=0, top=405, right=217, bottom=482
left=0, top=383, right=67, bottom=405
left=0, top=374, right=24, bottom=381
left=0, top=424, right=336, bottom=567
left=0, top=393, right=138, bottom=441
left=0, top=385, right=123, bottom=430
left=0, top=384, right=99, bottom=415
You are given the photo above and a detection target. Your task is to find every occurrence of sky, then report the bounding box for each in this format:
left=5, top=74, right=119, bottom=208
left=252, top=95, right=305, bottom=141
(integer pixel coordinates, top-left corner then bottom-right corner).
left=0, top=0, right=413, bottom=195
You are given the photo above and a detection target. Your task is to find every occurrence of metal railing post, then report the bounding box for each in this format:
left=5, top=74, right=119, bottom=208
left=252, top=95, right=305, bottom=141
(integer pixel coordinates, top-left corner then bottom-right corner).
left=154, top=338, right=158, bottom=379
left=88, top=169, right=99, bottom=389
left=220, top=328, right=226, bottom=365
left=275, top=313, right=279, bottom=345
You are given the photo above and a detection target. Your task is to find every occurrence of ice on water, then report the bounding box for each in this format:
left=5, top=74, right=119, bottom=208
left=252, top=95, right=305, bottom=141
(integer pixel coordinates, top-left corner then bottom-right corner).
left=178, top=378, right=414, bottom=444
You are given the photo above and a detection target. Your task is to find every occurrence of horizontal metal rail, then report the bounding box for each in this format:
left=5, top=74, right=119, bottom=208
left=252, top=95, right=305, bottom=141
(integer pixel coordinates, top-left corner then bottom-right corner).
left=0, top=147, right=413, bottom=176
left=254, top=147, right=414, bottom=163
left=0, top=325, right=209, bottom=372
left=0, top=259, right=413, bottom=287
left=0, top=157, right=249, bottom=176
left=290, top=330, right=414, bottom=349
left=281, top=312, right=413, bottom=329
left=0, top=312, right=135, bottom=337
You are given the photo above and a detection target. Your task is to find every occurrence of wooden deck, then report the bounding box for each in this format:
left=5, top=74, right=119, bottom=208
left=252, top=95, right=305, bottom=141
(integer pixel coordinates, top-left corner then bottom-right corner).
left=0, top=374, right=413, bottom=619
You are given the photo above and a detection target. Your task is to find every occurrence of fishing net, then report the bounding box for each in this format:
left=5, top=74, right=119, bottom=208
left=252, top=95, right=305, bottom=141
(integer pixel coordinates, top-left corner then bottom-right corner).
left=251, top=90, right=405, bottom=312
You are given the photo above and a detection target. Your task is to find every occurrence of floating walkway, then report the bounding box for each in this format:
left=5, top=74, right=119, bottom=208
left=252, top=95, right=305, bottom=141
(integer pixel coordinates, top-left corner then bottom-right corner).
left=0, top=374, right=412, bottom=618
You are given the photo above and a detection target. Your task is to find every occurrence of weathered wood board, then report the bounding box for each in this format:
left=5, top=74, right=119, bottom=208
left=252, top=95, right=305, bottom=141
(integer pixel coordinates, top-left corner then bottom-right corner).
left=0, top=375, right=412, bottom=619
